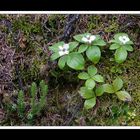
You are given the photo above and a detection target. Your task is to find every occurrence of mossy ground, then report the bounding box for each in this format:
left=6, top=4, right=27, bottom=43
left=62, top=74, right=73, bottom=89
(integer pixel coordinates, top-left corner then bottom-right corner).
left=0, top=14, right=140, bottom=126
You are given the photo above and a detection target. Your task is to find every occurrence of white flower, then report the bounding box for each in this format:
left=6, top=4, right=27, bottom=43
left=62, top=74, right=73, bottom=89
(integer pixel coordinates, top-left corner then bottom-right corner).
left=119, top=36, right=130, bottom=44
left=63, top=44, right=69, bottom=50
left=82, top=35, right=96, bottom=44
left=58, top=44, right=69, bottom=56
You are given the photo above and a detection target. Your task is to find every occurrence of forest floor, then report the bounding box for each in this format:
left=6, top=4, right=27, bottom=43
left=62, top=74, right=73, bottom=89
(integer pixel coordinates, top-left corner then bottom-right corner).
left=0, top=14, right=140, bottom=126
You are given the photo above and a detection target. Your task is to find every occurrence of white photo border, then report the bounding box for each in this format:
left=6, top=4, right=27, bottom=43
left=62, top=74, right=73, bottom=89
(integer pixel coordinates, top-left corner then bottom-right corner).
left=0, top=11, right=140, bottom=129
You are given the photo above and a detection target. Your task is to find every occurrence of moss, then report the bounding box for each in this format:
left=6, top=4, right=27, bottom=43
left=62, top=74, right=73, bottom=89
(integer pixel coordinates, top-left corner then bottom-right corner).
left=12, top=16, right=42, bottom=36
left=104, top=22, right=119, bottom=33
left=85, top=15, right=120, bottom=34
left=1, top=14, right=140, bottom=126
left=42, top=15, right=66, bottom=41
left=20, top=48, right=48, bottom=85
left=87, top=15, right=101, bottom=31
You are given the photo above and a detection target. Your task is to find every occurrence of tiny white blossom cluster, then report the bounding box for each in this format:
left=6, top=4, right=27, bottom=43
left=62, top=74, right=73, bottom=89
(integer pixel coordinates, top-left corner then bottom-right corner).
left=119, top=36, right=130, bottom=44
left=58, top=44, right=69, bottom=56
left=82, top=35, right=96, bottom=44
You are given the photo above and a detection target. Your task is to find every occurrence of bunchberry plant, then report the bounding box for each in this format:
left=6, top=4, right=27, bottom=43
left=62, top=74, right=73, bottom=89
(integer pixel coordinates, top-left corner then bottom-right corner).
left=49, top=41, right=85, bottom=70
left=79, top=86, right=96, bottom=109
left=74, top=33, right=106, bottom=64
left=78, top=65, right=104, bottom=90
left=78, top=84, right=105, bottom=109
left=78, top=65, right=104, bottom=109
left=109, top=33, right=134, bottom=63
left=103, top=77, right=131, bottom=102
left=49, top=32, right=133, bottom=110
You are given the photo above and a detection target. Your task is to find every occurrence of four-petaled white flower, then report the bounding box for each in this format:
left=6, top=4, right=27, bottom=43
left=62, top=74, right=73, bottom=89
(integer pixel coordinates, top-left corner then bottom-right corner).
left=119, top=36, right=130, bottom=44
left=82, top=35, right=96, bottom=44
left=58, top=44, right=69, bottom=56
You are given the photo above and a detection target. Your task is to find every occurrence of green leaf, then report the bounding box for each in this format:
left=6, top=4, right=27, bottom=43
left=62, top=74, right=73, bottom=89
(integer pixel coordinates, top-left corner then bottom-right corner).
left=49, top=42, right=64, bottom=52
left=58, top=55, right=68, bottom=69
left=93, top=35, right=101, bottom=40
left=87, top=65, right=97, bottom=77
left=86, top=46, right=101, bottom=64
left=95, top=85, right=104, bottom=96
left=109, top=44, right=120, bottom=50
left=116, top=91, right=131, bottom=102
left=93, top=39, right=106, bottom=46
left=112, top=77, right=123, bottom=92
left=124, top=45, right=133, bottom=52
left=79, top=86, right=95, bottom=99
left=84, top=97, right=96, bottom=110
left=73, top=33, right=91, bottom=43
left=67, top=52, right=85, bottom=70
left=78, top=72, right=90, bottom=80
left=109, top=39, right=118, bottom=44
left=78, top=44, right=88, bottom=53
left=69, top=42, right=79, bottom=51
left=93, top=75, right=104, bottom=82
left=115, top=47, right=128, bottom=64
left=50, top=53, right=60, bottom=61
left=103, top=84, right=114, bottom=93
left=127, top=41, right=134, bottom=45
left=85, top=79, right=96, bottom=89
